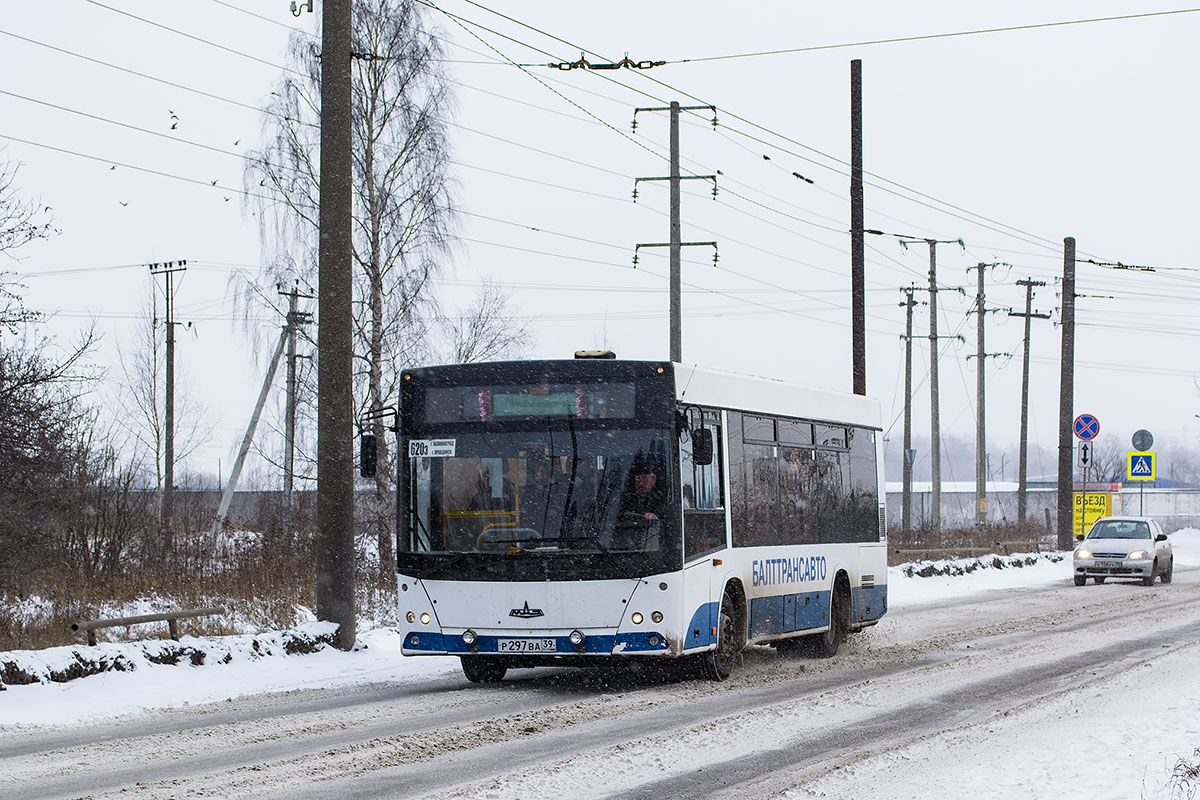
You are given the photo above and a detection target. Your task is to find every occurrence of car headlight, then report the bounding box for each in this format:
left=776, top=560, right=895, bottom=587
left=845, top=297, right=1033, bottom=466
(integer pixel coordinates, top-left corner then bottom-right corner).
left=1128, top=550, right=1149, bottom=560
left=1075, top=549, right=1091, bottom=560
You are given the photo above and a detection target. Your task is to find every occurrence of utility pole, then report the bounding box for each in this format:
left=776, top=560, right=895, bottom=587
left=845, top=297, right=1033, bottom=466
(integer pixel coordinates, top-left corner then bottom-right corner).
left=317, top=0, right=356, bottom=650
left=903, top=238, right=963, bottom=533
left=633, top=101, right=717, bottom=363
left=973, top=263, right=987, bottom=527
left=149, top=259, right=187, bottom=555
left=212, top=323, right=289, bottom=537
left=281, top=283, right=313, bottom=526
left=1010, top=279, right=1050, bottom=525
left=899, top=288, right=918, bottom=534
left=965, top=262, right=1010, bottom=528
left=850, top=59, right=866, bottom=396
left=1056, top=238, right=1077, bottom=551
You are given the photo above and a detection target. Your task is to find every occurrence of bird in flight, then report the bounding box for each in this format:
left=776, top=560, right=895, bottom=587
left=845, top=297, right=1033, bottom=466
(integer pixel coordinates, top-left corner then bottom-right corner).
left=119, top=201, right=129, bottom=207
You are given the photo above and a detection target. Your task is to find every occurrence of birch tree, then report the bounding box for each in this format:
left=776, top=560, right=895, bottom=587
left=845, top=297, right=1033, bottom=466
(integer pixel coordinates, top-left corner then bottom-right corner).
left=245, top=0, right=526, bottom=583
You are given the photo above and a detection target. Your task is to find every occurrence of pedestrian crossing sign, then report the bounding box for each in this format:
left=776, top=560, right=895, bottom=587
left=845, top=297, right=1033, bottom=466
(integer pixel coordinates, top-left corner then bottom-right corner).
left=1127, top=451, right=1156, bottom=481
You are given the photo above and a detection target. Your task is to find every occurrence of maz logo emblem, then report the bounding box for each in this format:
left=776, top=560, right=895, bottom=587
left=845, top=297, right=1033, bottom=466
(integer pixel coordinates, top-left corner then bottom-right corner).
left=509, top=601, right=544, bottom=618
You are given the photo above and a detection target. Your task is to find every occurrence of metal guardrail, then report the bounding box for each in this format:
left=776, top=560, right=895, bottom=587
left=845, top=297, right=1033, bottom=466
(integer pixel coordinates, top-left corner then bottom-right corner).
left=71, top=606, right=224, bottom=646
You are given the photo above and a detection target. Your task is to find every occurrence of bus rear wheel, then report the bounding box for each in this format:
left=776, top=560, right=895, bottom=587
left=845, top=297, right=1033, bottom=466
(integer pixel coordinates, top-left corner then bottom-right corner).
left=461, top=655, right=507, bottom=683
left=703, top=589, right=741, bottom=681
left=805, top=586, right=846, bottom=659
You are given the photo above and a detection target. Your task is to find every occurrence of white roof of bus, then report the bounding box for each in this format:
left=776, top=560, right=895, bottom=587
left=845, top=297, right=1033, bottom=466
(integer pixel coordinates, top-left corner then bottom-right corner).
left=672, top=363, right=881, bottom=430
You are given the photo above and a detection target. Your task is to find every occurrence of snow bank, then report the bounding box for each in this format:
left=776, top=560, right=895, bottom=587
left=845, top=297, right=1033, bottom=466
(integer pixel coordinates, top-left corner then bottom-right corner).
left=0, top=622, right=338, bottom=688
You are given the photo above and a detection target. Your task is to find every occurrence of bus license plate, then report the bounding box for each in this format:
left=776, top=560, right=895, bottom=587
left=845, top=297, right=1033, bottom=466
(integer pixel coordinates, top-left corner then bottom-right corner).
left=498, top=638, right=556, bottom=653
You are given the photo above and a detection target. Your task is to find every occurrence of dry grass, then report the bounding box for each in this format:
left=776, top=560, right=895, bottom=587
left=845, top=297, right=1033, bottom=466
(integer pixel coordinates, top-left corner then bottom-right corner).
left=887, top=522, right=1057, bottom=566
left=0, top=526, right=397, bottom=652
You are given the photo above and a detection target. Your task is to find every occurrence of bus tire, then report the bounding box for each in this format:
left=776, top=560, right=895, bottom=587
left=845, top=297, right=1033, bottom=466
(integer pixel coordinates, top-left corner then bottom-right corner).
left=460, top=655, right=507, bottom=683
left=703, top=588, right=741, bottom=681
left=809, top=583, right=847, bottom=659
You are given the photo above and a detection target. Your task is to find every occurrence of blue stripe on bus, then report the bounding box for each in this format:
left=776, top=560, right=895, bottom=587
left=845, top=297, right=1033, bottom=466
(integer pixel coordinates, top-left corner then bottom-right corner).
left=852, top=584, right=888, bottom=622
left=402, top=631, right=670, bottom=655
left=684, top=601, right=720, bottom=649
left=749, top=591, right=831, bottom=637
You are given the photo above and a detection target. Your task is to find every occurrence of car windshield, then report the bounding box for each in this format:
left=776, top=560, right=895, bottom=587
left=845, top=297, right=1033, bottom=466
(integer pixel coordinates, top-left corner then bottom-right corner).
left=1087, top=520, right=1151, bottom=539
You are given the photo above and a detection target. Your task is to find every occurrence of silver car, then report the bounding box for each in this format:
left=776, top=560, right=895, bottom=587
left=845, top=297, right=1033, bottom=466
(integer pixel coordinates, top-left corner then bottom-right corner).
left=1072, top=516, right=1173, bottom=586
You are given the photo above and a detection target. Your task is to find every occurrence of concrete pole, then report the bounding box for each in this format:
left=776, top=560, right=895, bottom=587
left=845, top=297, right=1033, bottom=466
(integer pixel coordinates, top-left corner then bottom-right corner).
left=927, top=241, right=942, bottom=533
left=850, top=59, right=866, bottom=396
left=1056, top=238, right=1077, bottom=550
left=316, top=0, right=356, bottom=650
left=669, top=101, right=682, bottom=363
left=975, top=264, right=987, bottom=528
left=901, top=289, right=915, bottom=534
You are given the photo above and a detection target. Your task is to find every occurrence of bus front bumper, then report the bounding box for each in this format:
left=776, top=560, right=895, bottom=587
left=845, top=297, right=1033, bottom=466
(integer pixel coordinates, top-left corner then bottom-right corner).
left=402, top=629, right=674, bottom=657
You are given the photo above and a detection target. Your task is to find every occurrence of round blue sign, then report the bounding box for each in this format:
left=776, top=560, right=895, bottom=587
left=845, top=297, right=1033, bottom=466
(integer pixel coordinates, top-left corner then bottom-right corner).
left=1074, top=413, right=1100, bottom=440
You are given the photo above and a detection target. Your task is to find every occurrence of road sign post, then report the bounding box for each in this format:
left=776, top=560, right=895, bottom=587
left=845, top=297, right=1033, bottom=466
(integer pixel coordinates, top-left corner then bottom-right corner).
left=1127, top=450, right=1156, bottom=515
left=1072, top=415, right=1099, bottom=540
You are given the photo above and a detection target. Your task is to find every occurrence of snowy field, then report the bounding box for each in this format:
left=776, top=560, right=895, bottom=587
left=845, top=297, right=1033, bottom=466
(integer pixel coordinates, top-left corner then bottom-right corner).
left=3, top=529, right=1199, bottom=800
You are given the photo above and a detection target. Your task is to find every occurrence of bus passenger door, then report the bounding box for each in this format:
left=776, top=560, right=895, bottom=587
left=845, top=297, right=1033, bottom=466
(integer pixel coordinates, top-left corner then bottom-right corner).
left=680, top=412, right=727, bottom=652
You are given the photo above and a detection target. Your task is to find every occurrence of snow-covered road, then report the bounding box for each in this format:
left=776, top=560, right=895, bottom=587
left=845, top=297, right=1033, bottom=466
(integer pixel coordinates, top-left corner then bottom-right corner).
left=3, top=532, right=1199, bottom=799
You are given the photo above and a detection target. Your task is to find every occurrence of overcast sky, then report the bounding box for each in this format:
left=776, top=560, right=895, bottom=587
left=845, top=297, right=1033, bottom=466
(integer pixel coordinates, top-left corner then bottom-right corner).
left=2, top=1, right=1198, bottom=487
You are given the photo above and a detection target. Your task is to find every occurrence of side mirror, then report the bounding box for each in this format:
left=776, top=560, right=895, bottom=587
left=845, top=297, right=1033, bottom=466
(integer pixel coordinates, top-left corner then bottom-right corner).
left=1155, top=533, right=1167, bottom=542
left=360, top=434, right=377, bottom=478
left=1074, top=533, right=1084, bottom=541
left=693, top=428, right=713, bottom=466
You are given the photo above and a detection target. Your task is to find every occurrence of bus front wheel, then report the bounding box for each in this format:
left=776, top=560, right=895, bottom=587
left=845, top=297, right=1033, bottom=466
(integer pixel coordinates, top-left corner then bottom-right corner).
left=703, top=588, right=742, bottom=682
left=461, top=655, right=507, bottom=683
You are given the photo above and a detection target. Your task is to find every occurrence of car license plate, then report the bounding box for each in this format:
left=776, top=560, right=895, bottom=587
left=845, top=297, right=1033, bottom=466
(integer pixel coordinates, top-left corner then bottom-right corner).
left=498, top=638, right=556, bottom=653
left=1097, top=560, right=1122, bottom=568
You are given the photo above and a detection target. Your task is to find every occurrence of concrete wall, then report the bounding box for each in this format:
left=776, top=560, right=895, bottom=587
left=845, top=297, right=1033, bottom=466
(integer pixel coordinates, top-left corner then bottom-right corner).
left=884, top=486, right=1200, bottom=533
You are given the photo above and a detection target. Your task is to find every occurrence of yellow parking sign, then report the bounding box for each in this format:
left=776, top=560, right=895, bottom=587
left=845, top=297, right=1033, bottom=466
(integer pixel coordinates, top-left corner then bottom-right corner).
left=1127, top=451, right=1156, bottom=481
left=1073, top=492, right=1110, bottom=536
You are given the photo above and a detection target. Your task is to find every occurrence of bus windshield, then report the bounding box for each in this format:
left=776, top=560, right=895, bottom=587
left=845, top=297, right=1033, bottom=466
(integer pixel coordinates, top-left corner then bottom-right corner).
left=408, top=428, right=675, bottom=557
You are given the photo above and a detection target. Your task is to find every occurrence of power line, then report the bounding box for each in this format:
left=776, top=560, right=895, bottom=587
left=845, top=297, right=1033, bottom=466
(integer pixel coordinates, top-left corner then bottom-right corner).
left=669, top=8, right=1200, bottom=63
left=442, top=0, right=1084, bottom=254
left=84, top=0, right=305, bottom=77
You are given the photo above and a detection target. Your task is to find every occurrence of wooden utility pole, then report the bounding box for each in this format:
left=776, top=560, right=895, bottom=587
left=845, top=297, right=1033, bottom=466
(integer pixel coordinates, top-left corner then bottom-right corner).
left=1056, top=238, right=1077, bottom=550
left=149, top=259, right=187, bottom=554
left=1010, top=279, right=1050, bottom=525
left=850, top=59, right=866, bottom=396
left=317, top=0, right=356, bottom=650
left=633, top=101, right=717, bottom=363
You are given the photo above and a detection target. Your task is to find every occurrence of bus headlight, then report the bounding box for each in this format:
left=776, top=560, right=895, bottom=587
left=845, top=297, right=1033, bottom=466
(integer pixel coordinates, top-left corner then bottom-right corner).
left=461, top=629, right=478, bottom=646
left=405, top=611, right=416, bottom=623
left=569, top=630, right=585, bottom=646
left=651, top=611, right=663, bottom=623
left=420, top=612, right=431, bottom=625
left=631, top=612, right=644, bottom=625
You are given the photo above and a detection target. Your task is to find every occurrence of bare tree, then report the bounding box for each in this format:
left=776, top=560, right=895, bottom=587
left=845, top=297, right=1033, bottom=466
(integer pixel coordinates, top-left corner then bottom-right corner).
left=444, top=279, right=531, bottom=364
left=112, top=285, right=213, bottom=501
left=244, top=0, right=525, bottom=583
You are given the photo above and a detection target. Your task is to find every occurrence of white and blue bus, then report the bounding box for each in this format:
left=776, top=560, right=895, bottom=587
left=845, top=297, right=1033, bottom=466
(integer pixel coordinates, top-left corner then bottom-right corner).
left=396, top=355, right=886, bottom=682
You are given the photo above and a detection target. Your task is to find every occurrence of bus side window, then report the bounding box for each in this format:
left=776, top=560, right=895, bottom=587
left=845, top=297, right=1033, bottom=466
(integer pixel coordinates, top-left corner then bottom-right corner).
left=683, top=417, right=726, bottom=560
